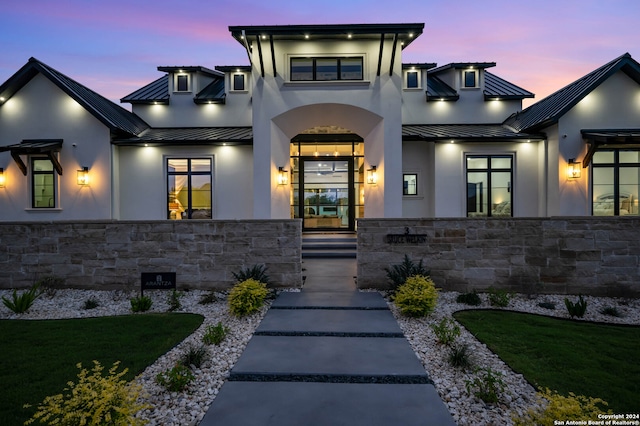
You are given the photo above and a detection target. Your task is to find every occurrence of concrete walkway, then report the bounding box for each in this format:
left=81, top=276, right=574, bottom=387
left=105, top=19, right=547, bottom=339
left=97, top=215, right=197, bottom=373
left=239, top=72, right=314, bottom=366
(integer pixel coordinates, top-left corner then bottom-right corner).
left=200, top=259, right=456, bottom=425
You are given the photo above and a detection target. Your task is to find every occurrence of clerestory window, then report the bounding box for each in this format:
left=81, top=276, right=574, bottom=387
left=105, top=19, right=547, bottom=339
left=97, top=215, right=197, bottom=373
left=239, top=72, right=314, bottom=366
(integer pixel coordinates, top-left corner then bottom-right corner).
left=290, top=57, right=363, bottom=81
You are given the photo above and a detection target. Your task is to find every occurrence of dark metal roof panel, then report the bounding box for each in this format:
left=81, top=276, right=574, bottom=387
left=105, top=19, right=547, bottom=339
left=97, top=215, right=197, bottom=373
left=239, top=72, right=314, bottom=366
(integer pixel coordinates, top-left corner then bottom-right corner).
left=215, top=65, right=252, bottom=72
left=0, top=58, right=149, bottom=136
left=0, top=139, right=63, bottom=152
left=194, top=78, right=226, bottom=104
left=113, top=127, right=253, bottom=145
left=484, top=72, right=534, bottom=100
left=121, top=75, right=169, bottom=104
left=504, top=53, right=640, bottom=132
left=402, top=63, right=437, bottom=70
left=157, top=66, right=222, bottom=77
left=426, top=76, right=458, bottom=101
left=581, top=128, right=640, bottom=143
left=402, top=124, right=543, bottom=141
left=429, top=62, right=496, bottom=74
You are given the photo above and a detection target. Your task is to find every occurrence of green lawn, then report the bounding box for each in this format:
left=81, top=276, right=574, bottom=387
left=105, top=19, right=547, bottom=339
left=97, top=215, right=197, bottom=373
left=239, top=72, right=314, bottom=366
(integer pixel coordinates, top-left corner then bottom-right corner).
left=453, top=310, right=640, bottom=413
left=0, top=313, right=204, bottom=426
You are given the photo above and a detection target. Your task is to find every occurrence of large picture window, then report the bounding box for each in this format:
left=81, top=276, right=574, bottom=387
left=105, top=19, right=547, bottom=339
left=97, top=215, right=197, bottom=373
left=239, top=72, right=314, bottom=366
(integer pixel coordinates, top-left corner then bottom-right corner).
left=592, top=150, right=639, bottom=216
left=290, top=57, right=363, bottom=81
left=466, top=155, right=512, bottom=217
left=32, top=158, right=55, bottom=208
left=167, top=158, right=212, bottom=219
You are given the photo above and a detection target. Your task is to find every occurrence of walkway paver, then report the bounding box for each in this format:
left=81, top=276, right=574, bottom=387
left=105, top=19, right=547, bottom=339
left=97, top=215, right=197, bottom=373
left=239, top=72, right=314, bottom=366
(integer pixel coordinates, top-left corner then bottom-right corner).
left=201, top=258, right=456, bottom=425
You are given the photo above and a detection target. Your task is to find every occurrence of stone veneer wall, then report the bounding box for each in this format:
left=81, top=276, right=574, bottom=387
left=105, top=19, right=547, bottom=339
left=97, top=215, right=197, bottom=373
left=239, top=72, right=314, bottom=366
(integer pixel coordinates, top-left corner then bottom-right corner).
left=357, top=218, right=640, bottom=297
left=0, top=220, right=302, bottom=290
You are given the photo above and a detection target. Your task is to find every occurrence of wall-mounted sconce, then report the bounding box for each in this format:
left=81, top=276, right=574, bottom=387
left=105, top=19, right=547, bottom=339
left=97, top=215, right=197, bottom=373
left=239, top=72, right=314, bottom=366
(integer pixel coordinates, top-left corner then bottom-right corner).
left=77, top=167, right=89, bottom=186
left=367, top=165, right=378, bottom=185
left=0, top=168, right=5, bottom=188
left=277, top=166, right=289, bottom=185
left=567, top=158, right=581, bottom=179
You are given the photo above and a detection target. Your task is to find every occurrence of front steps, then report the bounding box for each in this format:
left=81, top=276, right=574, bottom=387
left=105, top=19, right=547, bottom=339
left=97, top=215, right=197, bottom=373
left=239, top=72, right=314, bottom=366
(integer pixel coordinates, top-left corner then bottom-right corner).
left=302, top=232, right=357, bottom=259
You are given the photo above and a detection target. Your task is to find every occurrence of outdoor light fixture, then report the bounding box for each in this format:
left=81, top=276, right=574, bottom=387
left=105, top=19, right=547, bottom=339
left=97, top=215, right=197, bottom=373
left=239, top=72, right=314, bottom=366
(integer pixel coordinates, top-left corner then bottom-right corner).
left=0, top=168, right=5, bottom=188
left=367, top=165, right=378, bottom=185
left=277, top=166, right=289, bottom=185
left=77, top=167, right=89, bottom=186
left=567, top=158, right=581, bottom=179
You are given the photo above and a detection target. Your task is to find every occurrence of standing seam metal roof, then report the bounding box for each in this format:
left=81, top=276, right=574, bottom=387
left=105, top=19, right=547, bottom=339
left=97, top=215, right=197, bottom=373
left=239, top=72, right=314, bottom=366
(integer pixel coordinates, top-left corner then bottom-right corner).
left=0, top=58, right=149, bottom=136
left=484, top=72, right=534, bottom=100
left=504, top=53, right=640, bottom=132
left=402, top=124, right=542, bottom=141
left=112, top=127, right=253, bottom=145
left=121, top=75, right=170, bottom=104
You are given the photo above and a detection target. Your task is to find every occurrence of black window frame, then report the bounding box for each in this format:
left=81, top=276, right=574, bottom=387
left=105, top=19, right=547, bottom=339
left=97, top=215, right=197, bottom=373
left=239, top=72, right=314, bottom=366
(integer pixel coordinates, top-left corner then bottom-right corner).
left=406, top=71, right=419, bottom=89
left=31, top=157, right=56, bottom=209
left=167, top=158, right=212, bottom=220
left=233, top=74, right=245, bottom=91
left=175, top=74, right=190, bottom=92
left=403, top=173, right=418, bottom=195
left=592, top=149, right=640, bottom=216
left=466, top=154, right=513, bottom=217
left=290, top=57, right=364, bottom=82
left=463, top=70, right=477, bottom=88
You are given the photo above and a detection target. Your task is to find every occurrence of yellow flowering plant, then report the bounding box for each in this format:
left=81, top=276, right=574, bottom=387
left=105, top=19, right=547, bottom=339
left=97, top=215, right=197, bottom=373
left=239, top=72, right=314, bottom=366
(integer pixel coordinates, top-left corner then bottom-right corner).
left=513, top=388, right=611, bottom=426
left=24, top=360, right=150, bottom=425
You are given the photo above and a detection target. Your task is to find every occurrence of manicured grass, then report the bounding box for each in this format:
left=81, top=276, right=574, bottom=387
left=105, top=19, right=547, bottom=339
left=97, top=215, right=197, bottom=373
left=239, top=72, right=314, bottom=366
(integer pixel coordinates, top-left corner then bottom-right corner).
left=0, top=313, right=204, bottom=426
left=453, top=310, right=640, bottom=413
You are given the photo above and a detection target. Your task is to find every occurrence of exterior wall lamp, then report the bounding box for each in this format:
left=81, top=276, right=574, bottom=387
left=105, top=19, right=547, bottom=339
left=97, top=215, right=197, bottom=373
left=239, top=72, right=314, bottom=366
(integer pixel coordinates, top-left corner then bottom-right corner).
left=0, top=168, right=5, bottom=188
left=277, top=166, right=289, bottom=185
left=367, top=165, right=378, bottom=185
left=77, top=166, right=90, bottom=186
left=567, top=158, right=581, bottom=179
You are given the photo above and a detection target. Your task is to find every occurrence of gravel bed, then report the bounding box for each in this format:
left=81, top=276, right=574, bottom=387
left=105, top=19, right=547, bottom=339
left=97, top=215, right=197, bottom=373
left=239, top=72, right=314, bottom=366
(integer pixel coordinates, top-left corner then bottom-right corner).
left=2, top=288, right=638, bottom=425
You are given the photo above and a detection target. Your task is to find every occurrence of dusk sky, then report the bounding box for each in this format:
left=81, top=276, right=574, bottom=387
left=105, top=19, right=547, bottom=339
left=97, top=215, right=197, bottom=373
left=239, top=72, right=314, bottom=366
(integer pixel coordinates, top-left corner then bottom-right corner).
left=1, top=0, right=638, bottom=109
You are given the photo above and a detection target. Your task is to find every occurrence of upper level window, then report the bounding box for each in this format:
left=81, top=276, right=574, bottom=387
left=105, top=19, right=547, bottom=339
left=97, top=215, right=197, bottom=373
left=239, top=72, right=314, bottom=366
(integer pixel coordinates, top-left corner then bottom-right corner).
left=233, top=74, right=245, bottom=91
left=406, top=71, right=419, bottom=89
left=463, top=70, right=478, bottom=88
left=291, top=57, right=363, bottom=82
left=175, top=74, right=190, bottom=92
left=32, top=158, right=56, bottom=208
left=167, top=158, right=212, bottom=220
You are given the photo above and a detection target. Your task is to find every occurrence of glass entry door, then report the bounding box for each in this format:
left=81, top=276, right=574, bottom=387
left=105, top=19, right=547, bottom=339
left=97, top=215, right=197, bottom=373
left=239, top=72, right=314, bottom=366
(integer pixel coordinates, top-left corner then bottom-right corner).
left=300, top=158, right=354, bottom=230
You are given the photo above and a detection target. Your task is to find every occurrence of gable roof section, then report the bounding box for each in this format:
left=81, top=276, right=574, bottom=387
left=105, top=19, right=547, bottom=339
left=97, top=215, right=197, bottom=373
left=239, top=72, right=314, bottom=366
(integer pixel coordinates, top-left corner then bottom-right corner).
left=484, top=72, right=534, bottom=100
left=121, top=75, right=170, bottom=105
left=504, top=53, right=640, bottom=132
left=0, top=58, right=148, bottom=137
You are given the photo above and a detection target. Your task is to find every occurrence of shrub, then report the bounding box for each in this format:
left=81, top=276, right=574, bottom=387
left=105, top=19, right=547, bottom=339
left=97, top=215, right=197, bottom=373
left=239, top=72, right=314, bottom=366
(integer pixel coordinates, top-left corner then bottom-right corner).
left=430, top=317, right=461, bottom=346
left=130, top=295, right=153, bottom=312
left=167, top=290, right=184, bottom=312
left=448, top=343, right=473, bottom=370
left=393, top=275, right=439, bottom=318
left=385, top=255, right=430, bottom=294
left=228, top=279, right=269, bottom=317
left=487, top=287, right=511, bottom=307
left=538, top=301, right=556, bottom=310
left=36, top=276, right=65, bottom=298
left=564, top=295, right=588, bottom=318
left=198, top=291, right=218, bottom=305
left=180, top=344, right=208, bottom=369
left=513, top=388, right=611, bottom=426
left=24, top=360, right=149, bottom=426
left=600, top=306, right=622, bottom=317
left=156, top=363, right=194, bottom=392
left=232, top=264, right=271, bottom=285
left=203, top=322, right=229, bottom=345
left=2, top=283, right=43, bottom=314
left=464, top=367, right=506, bottom=404
left=456, top=291, right=482, bottom=306
left=83, top=297, right=100, bottom=310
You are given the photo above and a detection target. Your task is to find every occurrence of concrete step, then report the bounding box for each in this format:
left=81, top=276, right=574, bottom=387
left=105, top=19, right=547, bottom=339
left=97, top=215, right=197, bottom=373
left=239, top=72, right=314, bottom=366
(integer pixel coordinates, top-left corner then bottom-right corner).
left=271, top=291, right=388, bottom=310
left=302, top=233, right=357, bottom=259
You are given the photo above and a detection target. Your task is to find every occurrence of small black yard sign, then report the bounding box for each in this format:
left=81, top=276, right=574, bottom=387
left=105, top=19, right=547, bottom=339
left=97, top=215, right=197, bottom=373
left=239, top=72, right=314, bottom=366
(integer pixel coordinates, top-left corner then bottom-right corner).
left=141, top=272, right=176, bottom=296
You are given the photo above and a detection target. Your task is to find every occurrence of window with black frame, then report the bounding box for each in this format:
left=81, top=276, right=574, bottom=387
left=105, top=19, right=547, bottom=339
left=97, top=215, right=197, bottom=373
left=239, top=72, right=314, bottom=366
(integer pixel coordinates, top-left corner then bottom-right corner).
left=592, top=150, right=640, bottom=216
left=167, top=158, right=212, bottom=219
left=290, top=57, right=363, bottom=81
left=466, top=155, right=512, bottom=217
left=32, top=158, right=56, bottom=208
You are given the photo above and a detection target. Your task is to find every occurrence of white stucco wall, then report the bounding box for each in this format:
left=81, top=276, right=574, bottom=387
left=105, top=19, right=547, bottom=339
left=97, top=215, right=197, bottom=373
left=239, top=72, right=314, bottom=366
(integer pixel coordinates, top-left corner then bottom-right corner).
left=0, top=74, right=113, bottom=221
left=117, top=144, right=253, bottom=220
left=402, top=140, right=435, bottom=217
left=547, top=70, right=640, bottom=216
left=433, top=141, right=541, bottom=217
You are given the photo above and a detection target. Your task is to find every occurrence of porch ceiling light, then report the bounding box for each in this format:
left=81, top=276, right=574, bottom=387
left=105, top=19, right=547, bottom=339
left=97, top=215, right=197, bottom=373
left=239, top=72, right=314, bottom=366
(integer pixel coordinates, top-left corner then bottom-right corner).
left=0, top=168, right=5, bottom=188
left=567, top=158, right=581, bottom=179
left=77, top=166, right=89, bottom=186
left=367, top=165, right=378, bottom=185
left=277, top=166, right=289, bottom=185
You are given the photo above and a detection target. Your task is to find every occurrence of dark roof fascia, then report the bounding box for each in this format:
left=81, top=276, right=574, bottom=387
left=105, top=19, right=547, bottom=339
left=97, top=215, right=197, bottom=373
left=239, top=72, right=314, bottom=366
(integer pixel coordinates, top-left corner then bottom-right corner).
left=0, top=58, right=149, bottom=136
left=215, top=65, right=252, bottom=72
left=229, top=23, right=424, bottom=49
left=505, top=53, right=640, bottom=133
left=402, top=63, right=437, bottom=70
left=402, top=124, right=544, bottom=142
left=157, top=66, right=223, bottom=78
left=112, top=127, right=253, bottom=146
left=429, top=62, right=496, bottom=74
left=581, top=128, right=640, bottom=143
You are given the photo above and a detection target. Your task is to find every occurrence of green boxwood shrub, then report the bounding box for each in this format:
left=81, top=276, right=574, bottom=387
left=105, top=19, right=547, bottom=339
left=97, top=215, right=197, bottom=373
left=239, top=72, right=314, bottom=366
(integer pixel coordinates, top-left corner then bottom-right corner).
left=393, top=275, right=439, bottom=317
left=228, top=279, right=268, bottom=317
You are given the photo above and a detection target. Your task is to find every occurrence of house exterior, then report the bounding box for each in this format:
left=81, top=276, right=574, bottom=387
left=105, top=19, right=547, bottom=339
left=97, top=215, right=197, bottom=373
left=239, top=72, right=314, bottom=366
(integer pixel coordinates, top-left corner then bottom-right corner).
left=0, top=23, right=639, bottom=228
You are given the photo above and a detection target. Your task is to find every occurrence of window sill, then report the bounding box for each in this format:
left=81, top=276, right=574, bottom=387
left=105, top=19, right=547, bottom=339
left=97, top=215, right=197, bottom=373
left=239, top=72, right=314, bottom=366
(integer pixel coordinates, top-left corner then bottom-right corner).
left=230, top=90, right=249, bottom=94
left=25, top=208, right=62, bottom=212
left=283, top=80, right=371, bottom=88
left=403, top=87, right=422, bottom=91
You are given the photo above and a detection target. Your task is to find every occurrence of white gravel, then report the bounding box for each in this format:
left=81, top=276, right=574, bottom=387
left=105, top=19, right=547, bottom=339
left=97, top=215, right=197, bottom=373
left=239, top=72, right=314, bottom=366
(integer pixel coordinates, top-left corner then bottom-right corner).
left=2, top=288, right=638, bottom=425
